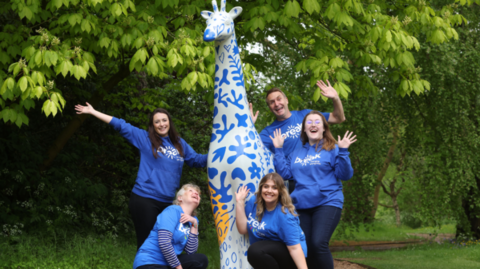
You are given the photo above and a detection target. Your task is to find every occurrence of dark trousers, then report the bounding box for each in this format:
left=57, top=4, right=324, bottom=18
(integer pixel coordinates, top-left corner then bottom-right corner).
left=286, top=179, right=296, bottom=194
left=298, top=205, right=342, bottom=269
left=247, top=241, right=297, bottom=269
left=129, top=192, right=171, bottom=250
left=136, top=253, right=208, bottom=269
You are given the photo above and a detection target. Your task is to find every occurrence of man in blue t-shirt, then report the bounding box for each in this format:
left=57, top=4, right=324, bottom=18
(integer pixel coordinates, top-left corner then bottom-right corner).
left=250, top=80, right=346, bottom=193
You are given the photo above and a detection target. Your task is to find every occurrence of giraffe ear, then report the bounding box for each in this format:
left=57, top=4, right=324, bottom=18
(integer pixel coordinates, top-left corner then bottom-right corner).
left=229, top=7, right=242, bottom=20
left=201, top=11, right=213, bottom=20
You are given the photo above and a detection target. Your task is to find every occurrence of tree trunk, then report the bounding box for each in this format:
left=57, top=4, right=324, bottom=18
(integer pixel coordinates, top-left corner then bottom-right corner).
left=370, top=123, right=400, bottom=219
left=456, top=175, right=480, bottom=239
left=392, top=194, right=401, bottom=227
left=41, top=65, right=130, bottom=170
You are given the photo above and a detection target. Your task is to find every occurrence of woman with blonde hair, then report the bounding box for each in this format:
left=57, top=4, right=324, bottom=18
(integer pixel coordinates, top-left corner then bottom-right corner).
left=133, top=183, right=208, bottom=269
left=270, top=111, right=356, bottom=269
left=235, top=173, right=308, bottom=269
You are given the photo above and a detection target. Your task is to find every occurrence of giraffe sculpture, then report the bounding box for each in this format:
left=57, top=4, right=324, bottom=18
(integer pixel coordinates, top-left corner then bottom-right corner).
left=201, top=1, right=275, bottom=268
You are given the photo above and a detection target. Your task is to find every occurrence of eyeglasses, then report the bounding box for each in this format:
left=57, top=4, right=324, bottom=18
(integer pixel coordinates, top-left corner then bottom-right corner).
left=306, top=120, right=322, bottom=126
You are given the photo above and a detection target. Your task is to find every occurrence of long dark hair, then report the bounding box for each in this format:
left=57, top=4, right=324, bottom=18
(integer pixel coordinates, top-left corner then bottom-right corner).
left=148, top=108, right=184, bottom=158
left=300, top=111, right=337, bottom=152
left=255, top=173, right=297, bottom=222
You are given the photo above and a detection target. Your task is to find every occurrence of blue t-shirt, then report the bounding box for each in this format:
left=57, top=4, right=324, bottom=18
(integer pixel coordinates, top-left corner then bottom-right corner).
left=133, top=205, right=198, bottom=268
left=244, top=195, right=307, bottom=257
left=109, top=117, right=207, bottom=203
left=260, top=110, right=330, bottom=158
left=274, top=143, right=354, bottom=210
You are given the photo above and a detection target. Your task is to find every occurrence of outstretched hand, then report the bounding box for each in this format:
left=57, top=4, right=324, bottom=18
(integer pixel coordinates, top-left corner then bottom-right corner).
left=316, top=80, right=339, bottom=100
left=235, top=185, right=250, bottom=203
left=269, top=128, right=284, bottom=148
left=337, top=131, right=357, bottom=148
left=249, top=103, right=259, bottom=124
left=75, top=102, right=95, bottom=115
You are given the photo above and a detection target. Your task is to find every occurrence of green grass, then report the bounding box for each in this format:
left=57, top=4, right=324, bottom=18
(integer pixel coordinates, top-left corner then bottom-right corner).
left=334, top=240, right=480, bottom=269
left=0, top=232, right=221, bottom=269
left=332, top=222, right=456, bottom=242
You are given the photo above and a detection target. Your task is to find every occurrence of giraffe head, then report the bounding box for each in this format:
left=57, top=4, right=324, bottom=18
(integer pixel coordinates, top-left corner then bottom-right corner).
left=201, top=0, right=242, bottom=42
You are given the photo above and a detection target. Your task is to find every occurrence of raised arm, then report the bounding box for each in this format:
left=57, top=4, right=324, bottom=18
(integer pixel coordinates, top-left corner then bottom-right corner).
left=287, top=244, right=308, bottom=269
left=270, top=129, right=293, bottom=179
left=235, top=186, right=250, bottom=235
left=316, top=80, right=346, bottom=124
left=335, top=130, right=357, bottom=180
left=75, top=102, right=112, bottom=124
left=249, top=103, right=259, bottom=124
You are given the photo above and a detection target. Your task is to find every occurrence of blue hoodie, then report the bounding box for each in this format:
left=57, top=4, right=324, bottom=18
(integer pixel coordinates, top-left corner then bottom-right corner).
left=274, top=143, right=353, bottom=210
left=110, top=117, right=207, bottom=203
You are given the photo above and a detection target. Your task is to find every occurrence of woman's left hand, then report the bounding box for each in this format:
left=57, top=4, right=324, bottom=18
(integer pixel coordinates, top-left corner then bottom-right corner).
left=180, top=213, right=197, bottom=227
left=338, top=130, right=357, bottom=148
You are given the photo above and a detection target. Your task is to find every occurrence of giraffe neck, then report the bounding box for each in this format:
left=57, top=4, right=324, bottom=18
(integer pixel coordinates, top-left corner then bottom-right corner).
left=213, top=32, right=247, bottom=114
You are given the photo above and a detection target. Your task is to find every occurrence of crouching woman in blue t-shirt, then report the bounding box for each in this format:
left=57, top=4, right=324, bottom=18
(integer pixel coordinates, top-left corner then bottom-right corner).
left=270, top=111, right=357, bottom=269
left=235, top=173, right=308, bottom=269
left=133, top=184, right=208, bottom=269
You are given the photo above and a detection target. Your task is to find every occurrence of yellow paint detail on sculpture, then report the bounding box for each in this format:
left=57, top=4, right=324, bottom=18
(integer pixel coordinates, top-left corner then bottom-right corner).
left=209, top=185, right=230, bottom=246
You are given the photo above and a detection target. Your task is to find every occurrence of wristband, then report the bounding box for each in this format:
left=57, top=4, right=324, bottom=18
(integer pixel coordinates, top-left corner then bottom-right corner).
left=193, top=221, right=198, bottom=229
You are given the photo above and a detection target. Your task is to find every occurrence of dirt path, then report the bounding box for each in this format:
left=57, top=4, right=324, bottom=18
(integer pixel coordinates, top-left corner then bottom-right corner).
left=334, top=259, right=376, bottom=269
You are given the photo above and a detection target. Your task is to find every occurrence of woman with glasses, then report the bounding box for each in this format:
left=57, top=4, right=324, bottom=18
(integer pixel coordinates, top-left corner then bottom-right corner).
left=270, top=111, right=356, bottom=269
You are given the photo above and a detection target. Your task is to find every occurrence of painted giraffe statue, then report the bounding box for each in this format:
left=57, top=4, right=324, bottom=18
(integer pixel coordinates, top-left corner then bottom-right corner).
left=201, top=1, right=275, bottom=268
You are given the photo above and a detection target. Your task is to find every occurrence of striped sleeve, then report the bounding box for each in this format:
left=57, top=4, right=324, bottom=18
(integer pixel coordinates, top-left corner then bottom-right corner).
left=158, top=230, right=180, bottom=268
left=184, top=232, right=199, bottom=254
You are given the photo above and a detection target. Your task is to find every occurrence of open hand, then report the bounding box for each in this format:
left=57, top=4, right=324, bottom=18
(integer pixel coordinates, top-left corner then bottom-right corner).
left=337, top=131, right=357, bottom=148
left=316, top=80, right=339, bottom=100
left=235, top=185, right=250, bottom=203
left=249, top=103, right=259, bottom=124
left=269, top=128, right=284, bottom=148
left=75, top=102, right=95, bottom=115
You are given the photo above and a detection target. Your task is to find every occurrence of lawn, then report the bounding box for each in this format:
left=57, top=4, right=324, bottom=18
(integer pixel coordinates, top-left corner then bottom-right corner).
left=334, top=240, right=480, bottom=269
left=0, top=224, right=474, bottom=269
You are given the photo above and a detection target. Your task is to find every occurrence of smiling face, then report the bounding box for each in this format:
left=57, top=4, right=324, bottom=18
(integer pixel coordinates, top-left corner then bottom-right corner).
left=261, top=179, right=279, bottom=208
left=180, top=187, right=201, bottom=206
left=304, top=114, right=325, bottom=145
left=153, top=113, right=170, bottom=137
left=266, top=91, right=291, bottom=121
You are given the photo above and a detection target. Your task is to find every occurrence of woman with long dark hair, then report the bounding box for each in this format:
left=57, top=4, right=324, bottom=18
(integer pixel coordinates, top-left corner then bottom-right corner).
left=75, top=103, right=207, bottom=250
left=270, top=111, right=356, bottom=269
left=235, top=173, right=308, bottom=269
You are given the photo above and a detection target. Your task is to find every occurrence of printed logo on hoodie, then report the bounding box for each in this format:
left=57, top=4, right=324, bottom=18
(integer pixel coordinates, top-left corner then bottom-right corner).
left=158, top=146, right=184, bottom=161
left=294, top=153, right=321, bottom=166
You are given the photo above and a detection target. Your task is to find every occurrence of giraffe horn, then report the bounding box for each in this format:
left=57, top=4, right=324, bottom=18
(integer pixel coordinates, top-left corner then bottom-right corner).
left=212, top=0, right=218, bottom=12
left=221, top=0, right=226, bottom=12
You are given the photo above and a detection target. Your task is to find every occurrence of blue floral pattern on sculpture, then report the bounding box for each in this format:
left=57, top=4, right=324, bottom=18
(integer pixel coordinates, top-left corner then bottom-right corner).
left=201, top=1, right=275, bottom=268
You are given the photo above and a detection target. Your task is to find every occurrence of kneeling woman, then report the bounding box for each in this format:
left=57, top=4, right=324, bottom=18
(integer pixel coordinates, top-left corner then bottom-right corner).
left=235, top=173, right=308, bottom=269
left=133, top=184, right=208, bottom=269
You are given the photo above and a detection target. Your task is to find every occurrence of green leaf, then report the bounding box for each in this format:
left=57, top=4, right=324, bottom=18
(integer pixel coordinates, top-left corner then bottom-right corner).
left=147, top=57, right=158, bottom=76
left=6, top=77, right=15, bottom=90
left=385, top=30, right=392, bottom=43
left=285, top=0, right=301, bottom=17
left=312, top=87, right=321, bottom=102
left=303, top=0, right=320, bottom=14
left=19, top=76, right=28, bottom=92
left=53, top=0, right=63, bottom=9
left=34, top=86, right=44, bottom=99
left=81, top=19, right=92, bottom=33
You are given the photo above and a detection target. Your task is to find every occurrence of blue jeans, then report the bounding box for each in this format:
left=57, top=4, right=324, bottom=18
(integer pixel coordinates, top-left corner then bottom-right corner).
left=297, top=205, right=342, bottom=269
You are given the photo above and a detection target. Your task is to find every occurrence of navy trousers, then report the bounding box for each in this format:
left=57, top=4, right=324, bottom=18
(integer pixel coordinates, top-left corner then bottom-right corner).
left=297, top=205, right=342, bottom=269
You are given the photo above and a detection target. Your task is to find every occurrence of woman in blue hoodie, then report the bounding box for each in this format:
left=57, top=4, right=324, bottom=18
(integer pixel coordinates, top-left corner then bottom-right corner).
left=75, top=103, right=207, bottom=250
left=270, top=111, right=356, bottom=269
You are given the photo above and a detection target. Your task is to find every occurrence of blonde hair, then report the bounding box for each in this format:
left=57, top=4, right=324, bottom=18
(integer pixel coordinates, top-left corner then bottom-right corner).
left=173, top=183, right=201, bottom=216
left=255, top=173, right=297, bottom=222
